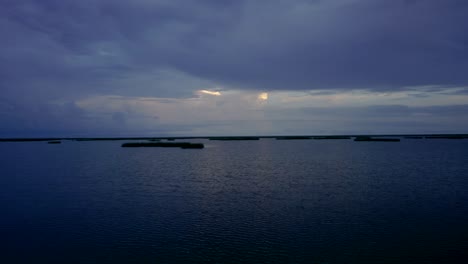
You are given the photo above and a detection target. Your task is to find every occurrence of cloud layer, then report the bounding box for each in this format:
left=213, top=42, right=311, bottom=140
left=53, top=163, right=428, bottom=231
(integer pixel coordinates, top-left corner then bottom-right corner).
left=3, top=0, right=468, bottom=94
left=1, top=0, right=468, bottom=136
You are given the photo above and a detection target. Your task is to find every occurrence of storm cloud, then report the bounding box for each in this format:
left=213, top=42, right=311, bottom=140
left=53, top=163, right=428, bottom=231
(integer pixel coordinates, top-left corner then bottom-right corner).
left=1, top=0, right=468, bottom=136
left=3, top=0, right=468, bottom=92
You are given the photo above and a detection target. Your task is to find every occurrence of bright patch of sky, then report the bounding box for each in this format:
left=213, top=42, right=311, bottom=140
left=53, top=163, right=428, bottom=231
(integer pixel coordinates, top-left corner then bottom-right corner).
left=62, top=86, right=468, bottom=136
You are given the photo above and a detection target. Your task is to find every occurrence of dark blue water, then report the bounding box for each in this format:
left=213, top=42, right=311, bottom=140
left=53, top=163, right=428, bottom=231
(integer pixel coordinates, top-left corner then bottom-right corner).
left=1, top=139, right=468, bottom=263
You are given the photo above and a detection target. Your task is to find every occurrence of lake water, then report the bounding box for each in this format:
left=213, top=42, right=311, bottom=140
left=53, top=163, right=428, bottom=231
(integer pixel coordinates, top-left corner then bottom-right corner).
left=1, top=139, right=468, bottom=263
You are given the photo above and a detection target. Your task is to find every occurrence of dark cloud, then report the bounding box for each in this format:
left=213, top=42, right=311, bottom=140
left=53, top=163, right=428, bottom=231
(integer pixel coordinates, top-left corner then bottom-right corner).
left=1, top=0, right=468, bottom=136
left=2, top=0, right=468, bottom=96
left=178, top=0, right=468, bottom=91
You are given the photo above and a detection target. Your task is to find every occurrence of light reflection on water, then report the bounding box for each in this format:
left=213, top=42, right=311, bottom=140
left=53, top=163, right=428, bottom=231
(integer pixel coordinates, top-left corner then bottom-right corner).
left=1, top=139, right=468, bottom=263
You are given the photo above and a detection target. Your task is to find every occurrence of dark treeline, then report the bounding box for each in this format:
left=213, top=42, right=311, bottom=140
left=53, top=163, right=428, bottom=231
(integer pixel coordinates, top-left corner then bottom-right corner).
left=121, top=142, right=204, bottom=149
left=1, top=134, right=468, bottom=142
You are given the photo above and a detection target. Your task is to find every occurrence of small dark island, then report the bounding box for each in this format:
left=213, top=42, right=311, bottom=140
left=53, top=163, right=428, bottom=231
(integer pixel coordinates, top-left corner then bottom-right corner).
left=425, top=135, right=467, bottom=139
left=47, top=141, right=61, bottom=144
left=275, top=136, right=312, bottom=140
left=121, top=142, right=204, bottom=149
left=209, top=137, right=260, bottom=141
left=354, top=136, right=400, bottom=142
left=313, top=136, right=351, bottom=140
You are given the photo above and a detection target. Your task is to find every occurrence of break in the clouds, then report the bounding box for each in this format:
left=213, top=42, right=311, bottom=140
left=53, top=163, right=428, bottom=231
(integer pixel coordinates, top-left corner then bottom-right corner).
left=1, top=0, right=468, bottom=136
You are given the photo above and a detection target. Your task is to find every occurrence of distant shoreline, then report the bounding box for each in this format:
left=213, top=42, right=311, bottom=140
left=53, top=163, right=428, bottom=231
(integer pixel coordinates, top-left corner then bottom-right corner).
left=1, top=134, right=468, bottom=142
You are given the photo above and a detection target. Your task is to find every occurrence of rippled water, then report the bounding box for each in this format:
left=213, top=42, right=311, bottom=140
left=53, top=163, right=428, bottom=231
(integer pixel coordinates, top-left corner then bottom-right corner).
left=1, top=139, right=468, bottom=263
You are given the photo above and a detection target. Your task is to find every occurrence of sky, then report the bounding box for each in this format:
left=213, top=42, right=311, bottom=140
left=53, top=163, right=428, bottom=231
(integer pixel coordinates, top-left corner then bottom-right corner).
left=1, top=0, right=468, bottom=137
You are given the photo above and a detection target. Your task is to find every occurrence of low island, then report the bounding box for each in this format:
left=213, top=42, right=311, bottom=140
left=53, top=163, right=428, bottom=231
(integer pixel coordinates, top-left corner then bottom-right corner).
left=354, top=136, right=400, bottom=142
left=121, top=142, right=204, bottom=149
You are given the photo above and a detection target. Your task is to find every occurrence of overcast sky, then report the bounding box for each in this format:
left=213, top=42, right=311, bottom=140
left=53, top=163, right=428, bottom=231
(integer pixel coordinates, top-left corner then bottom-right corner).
left=1, top=0, right=468, bottom=137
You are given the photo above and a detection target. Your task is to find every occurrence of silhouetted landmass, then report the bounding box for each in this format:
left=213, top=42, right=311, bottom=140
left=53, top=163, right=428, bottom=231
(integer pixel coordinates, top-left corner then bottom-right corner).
left=2, top=134, right=468, bottom=142
left=74, top=138, right=149, bottom=141
left=354, top=136, right=400, bottom=142
left=47, top=141, right=61, bottom=144
left=73, top=137, right=182, bottom=141
left=148, top=139, right=161, bottom=142
left=0, top=138, right=61, bottom=142
left=121, top=142, right=204, bottom=149
left=425, top=136, right=467, bottom=139
left=275, top=136, right=312, bottom=140
left=313, top=136, right=351, bottom=140
left=209, top=137, right=260, bottom=141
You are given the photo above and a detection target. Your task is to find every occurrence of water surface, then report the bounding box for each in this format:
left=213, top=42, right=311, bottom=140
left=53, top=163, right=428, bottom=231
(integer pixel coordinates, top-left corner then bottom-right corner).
left=1, top=139, right=468, bottom=263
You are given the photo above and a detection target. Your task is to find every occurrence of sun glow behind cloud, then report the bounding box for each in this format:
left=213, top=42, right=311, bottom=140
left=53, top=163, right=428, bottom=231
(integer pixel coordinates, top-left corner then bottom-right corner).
left=65, top=86, right=468, bottom=137
left=198, top=90, right=221, bottom=96
left=258, top=92, right=268, bottom=101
